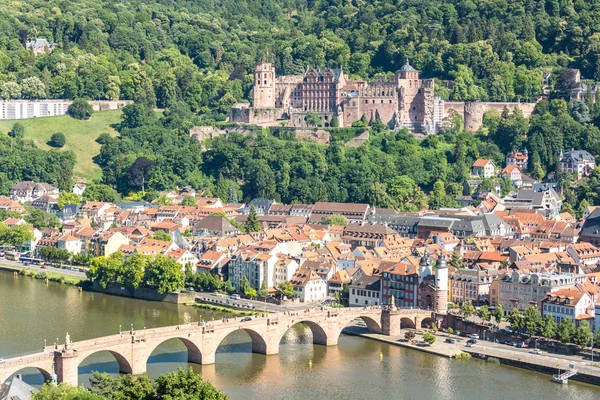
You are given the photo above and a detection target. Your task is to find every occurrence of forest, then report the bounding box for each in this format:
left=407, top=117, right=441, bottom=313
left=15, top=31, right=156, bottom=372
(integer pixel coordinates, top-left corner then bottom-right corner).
left=2, top=0, right=600, bottom=113
left=2, top=0, right=600, bottom=211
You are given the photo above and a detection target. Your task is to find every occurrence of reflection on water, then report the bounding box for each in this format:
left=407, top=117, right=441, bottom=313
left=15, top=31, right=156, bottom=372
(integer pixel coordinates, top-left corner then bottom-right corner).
left=2, top=272, right=600, bottom=399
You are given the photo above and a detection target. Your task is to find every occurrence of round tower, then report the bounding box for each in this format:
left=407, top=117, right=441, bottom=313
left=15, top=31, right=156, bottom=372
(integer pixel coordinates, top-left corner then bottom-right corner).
left=418, top=253, right=432, bottom=283
left=435, top=254, right=448, bottom=314
left=253, top=63, right=276, bottom=109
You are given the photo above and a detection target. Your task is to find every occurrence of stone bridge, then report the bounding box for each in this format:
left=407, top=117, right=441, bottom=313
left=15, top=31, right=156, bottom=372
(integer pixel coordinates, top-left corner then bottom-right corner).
left=0, top=307, right=433, bottom=386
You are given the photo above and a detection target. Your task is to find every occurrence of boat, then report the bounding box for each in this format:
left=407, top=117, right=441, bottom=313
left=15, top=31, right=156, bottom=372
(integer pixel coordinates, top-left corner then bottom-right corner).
left=552, top=365, right=577, bottom=384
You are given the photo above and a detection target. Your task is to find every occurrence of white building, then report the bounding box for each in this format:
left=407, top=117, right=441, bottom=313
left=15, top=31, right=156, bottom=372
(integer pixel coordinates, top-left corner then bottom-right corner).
left=472, top=159, right=496, bottom=179
left=290, top=267, right=328, bottom=303
left=542, top=288, right=595, bottom=327
left=349, top=275, right=381, bottom=307
left=560, top=150, right=596, bottom=180
left=57, top=234, right=82, bottom=255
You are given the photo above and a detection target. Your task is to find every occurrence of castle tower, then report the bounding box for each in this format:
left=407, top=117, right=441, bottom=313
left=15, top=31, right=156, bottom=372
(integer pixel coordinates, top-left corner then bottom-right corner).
left=434, top=253, right=448, bottom=315
left=418, top=253, right=432, bottom=284
left=253, top=63, right=276, bottom=108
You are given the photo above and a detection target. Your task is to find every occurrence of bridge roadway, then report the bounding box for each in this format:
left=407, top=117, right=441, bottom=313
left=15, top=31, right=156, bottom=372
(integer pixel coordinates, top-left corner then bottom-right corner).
left=0, top=307, right=433, bottom=386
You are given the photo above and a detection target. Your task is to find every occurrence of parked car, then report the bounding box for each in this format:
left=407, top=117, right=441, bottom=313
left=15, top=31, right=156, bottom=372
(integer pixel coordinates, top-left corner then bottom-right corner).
left=40, top=265, right=46, bottom=269
left=466, top=342, right=473, bottom=348
left=211, top=292, right=220, bottom=297
left=230, top=294, right=241, bottom=300
left=467, top=333, right=479, bottom=339
left=0, top=251, right=5, bottom=257
left=445, top=338, right=456, bottom=344
left=241, top=317, right=252, bottom=322
left=467, top=339, right=477, bottom=345
left=529, top=349, right=541, bottom=355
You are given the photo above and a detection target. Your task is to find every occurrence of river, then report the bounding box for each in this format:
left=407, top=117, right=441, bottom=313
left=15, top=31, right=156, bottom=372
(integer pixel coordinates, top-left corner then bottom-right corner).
left=1, top=271, right=599, bottom=399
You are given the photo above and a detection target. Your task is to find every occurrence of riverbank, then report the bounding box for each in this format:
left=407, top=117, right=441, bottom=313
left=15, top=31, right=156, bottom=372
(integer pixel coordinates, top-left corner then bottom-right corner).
left=342, top=326, right=455, bottom=358
left=344, top=326, right=600, bottom=386
left=0, top=264, right=84, bottom=286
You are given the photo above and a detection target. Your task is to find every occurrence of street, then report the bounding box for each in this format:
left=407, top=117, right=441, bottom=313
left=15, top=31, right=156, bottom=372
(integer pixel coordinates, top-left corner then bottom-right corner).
left=0, top=259, right=87, bottom=279
left=194, top=292, right=331, bottom=313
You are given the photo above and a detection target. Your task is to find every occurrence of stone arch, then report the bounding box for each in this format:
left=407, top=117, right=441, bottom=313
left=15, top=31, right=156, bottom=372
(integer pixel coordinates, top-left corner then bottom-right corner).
left=280, top=320, right=329, bottom=346
left=78, top=350, right=133, bottom=375
left=356, top=316, right=382, bottom=334
left=3, top=367, right=51, bottom=386
left=420, top=317, right=435, bottom=329
left=400, top=317, right=416, bottom=329
left=217, top=328, right=269, bottom=355
left=146, top=337, right=203, bottom=365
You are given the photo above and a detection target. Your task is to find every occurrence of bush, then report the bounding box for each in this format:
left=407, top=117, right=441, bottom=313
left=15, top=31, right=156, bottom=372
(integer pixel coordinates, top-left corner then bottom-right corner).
left=50, top=132, right=66, bottom=148
left=454, top=352, right=472, bottom=360
left=9, top=122, right=25, bottom=139
left=68, top=98, right=93, bottom=120
left=35, top=271, right=48, bottom=279
left=96, top=133, right=112, bottom=144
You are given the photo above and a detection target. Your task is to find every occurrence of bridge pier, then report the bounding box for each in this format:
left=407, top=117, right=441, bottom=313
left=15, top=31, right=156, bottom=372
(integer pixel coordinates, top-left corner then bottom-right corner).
left=380, top=310, right=401, bottom=337
left=55, top=351, right=79, bottom=386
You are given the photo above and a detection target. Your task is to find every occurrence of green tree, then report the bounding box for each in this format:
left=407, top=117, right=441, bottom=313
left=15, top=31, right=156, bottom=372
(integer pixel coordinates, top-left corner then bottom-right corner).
left=21, top=76, right=46, bottom=99
left=240, top=275, right=251, bottom=295
left=68, top=98, right=94, bottom=120
left=154, top=368, right=228, bottom=400
left=573, top=323, right=593, bottom=347
left=422, top=330, right=436, bottom=345
left=144, top=255, right=185, bottom=294
left=181, top=196, right=197, bottom=206
left=450, top=65, right=485, bottom=101
left=557, top=317, right=575, bottom=344
left=507, top=308, right=524, bottom=332
left=244, top=205, right=261, bottom=233
left=404, top=330, right=416, bottom=342
left=278, top=281, right=294, bottom=298
left=477, top=305, right=491, bottom=322
left=540, top=313, right=557, bottom=339
left=58, top=192, right=81, bottom=210
left=150, top=230, right=172, bottom=242
left=50, top=132, right=67, bottom=148
left=9, top=122, right=25, bottom=139
left=24, top=207, right=60, bottom=229
left=0, top=223, right=34, bottom=247
left=305, top=111, right=321, bottom=127
left=493, top=305, right=503, bottom=325
left=461, top=300, right=475, bottom=319
left=321, top=214, right=348, bottom=226
left=449, top=252, right=463, bottom=269
left=34, top=383, right=104, bottom=400
left=523, top=305, right=542, bottom=337
left=121, top=253, right=148, bottom=290
left=258, top=280, right=269, bottom=297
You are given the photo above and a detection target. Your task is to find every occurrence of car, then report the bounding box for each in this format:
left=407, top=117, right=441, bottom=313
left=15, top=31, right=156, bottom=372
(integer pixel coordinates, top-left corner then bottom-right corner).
left=0, top=358, right=4, bottom=364
left=357, top=321, right=367, bottom=327
left=467, top=339, right=477, bottom=345
left=230, top=294, right=241, bottom=300
left=445, top=338, right=456, bottom=344
left=241, top=317, right=252, bottom=322
left=466, top=342, right=473, bottom=348
left=529, top=349, right=541, bottom=355
left=211, top=292, right=220, bottom=296
left=516, top=343, right=524, bottom=348
left=467, top=333, right=479, bottom=339
left=79, top=269, right=86, bottom=273
left=41, top=265, right=47, bottom=269
left=0, top=251, right=5, bottom=257
left=245, top=302, right=253, bottom=307
left=186, top=287, right=195, bottom=291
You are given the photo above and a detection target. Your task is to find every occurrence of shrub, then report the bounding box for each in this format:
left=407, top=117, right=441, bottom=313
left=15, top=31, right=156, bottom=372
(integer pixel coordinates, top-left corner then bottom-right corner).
left=454, top=352, right=472, bottom=360
left=50, top=132, right=66, bottom=148
left=35, top=271, right=48, bottom=279
left=68, top=98, right=93, bottom=120
left=96, top=133, right=112, bottom=144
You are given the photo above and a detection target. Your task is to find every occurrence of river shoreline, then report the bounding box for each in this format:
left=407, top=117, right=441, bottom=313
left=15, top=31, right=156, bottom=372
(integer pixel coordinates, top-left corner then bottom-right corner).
left=0, top=264, right=84, bottom=285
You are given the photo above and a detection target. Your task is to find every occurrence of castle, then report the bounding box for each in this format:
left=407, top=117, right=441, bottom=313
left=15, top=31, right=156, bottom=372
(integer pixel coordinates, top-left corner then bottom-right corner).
left=231, top=61, right=537, bottom=133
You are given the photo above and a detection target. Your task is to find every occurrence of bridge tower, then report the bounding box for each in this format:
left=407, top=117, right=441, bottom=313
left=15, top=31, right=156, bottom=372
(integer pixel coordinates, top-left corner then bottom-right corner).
left=435, top=253, right=449, bottom=315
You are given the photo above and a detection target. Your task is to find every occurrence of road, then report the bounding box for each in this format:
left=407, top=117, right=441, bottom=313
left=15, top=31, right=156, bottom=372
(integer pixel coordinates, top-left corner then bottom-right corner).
left=0, top=259, right=87, bottom=279
left=194, top=292, right=328, bottom=313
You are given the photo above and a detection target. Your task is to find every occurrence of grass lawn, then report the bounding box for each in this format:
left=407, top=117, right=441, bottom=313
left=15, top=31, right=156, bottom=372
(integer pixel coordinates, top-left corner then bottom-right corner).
left=0, top=110, right=122, bottom=181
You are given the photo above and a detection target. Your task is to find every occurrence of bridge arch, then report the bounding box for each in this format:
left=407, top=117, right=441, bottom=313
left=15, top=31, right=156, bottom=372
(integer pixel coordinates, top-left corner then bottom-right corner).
left=400, top=317, right=416, bottom=329
left=420, top=317, right=435, bottom=329
left=216, top=328, right=270, bottom=355
left=146, top=337, right=203, bottom=366
left=2, top=367, right=51, bottom=386
left=78, top=349, right=133, bottom=382
left=280, top=320, right=329, bottom=346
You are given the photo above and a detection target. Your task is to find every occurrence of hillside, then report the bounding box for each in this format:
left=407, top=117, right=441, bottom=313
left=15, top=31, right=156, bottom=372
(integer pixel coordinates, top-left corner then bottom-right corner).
left=0, top=110, right=121, bottom=181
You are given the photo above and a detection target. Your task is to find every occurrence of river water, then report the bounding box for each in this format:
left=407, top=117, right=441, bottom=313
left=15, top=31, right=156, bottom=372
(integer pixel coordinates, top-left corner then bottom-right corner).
left=1, top=271, right=599, bottom=399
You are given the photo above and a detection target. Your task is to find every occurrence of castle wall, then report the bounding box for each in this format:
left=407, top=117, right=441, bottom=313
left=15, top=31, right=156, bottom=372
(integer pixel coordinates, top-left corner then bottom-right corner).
left=443, top=101, right=537, bottom=131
